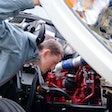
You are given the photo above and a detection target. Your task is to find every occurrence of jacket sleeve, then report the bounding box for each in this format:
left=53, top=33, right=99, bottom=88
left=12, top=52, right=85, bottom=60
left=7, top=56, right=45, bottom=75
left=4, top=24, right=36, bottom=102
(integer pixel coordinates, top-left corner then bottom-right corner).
left=0, top=0, right=34, bottom=20
left=0, top=0, right=40, bottom=85
left=0, top=21, right=40, bottom=85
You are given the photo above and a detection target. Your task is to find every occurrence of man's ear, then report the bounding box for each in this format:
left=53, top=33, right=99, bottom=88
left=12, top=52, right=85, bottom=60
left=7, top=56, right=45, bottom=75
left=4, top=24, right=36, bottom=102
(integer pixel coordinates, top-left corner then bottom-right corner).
left=43, top=49, right=51, bottom=56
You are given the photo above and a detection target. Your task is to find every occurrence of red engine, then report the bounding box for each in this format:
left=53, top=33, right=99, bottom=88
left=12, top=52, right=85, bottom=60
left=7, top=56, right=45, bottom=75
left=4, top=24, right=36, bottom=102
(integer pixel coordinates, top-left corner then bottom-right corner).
left=45, top=65, right=102, bottom=106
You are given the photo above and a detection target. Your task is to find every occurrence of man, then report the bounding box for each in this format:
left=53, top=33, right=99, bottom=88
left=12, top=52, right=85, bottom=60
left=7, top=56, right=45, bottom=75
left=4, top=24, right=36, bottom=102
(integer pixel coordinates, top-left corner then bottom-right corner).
left=37, top=39, right=63, bottom=74
left=0, top=0, right=63, bottom=86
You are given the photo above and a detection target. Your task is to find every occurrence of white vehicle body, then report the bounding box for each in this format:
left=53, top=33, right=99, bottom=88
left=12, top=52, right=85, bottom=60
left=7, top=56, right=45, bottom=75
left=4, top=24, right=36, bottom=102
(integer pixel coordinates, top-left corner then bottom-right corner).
left=39, top=0, right=112, bottom=84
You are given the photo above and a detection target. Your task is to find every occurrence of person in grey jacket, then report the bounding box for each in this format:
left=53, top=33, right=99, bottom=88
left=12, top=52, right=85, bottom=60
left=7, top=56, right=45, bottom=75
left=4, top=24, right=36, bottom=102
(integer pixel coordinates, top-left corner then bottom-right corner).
left=0, top=0, right=63, bottom=86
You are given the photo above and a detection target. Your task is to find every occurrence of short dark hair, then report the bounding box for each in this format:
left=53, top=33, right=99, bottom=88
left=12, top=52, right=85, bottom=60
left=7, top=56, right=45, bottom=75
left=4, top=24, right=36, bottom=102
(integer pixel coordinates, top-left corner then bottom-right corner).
left=38, top=39, right=63, bottom=57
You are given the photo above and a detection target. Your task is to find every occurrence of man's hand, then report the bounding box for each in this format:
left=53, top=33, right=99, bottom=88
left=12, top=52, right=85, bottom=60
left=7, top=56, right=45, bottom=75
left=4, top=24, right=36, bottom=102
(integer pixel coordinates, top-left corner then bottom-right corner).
left=33, top=0, right=40, bottom=6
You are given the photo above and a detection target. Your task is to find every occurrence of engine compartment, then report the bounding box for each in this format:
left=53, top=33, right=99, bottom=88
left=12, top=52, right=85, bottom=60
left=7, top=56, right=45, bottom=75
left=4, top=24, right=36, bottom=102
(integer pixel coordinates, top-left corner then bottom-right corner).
left=17, top=54, right=111, bottom=112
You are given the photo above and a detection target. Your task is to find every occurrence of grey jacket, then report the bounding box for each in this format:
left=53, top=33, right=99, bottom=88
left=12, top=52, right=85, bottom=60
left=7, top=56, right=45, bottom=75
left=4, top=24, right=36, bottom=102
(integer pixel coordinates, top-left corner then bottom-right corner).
left=0, top=0, right=40, bottom=85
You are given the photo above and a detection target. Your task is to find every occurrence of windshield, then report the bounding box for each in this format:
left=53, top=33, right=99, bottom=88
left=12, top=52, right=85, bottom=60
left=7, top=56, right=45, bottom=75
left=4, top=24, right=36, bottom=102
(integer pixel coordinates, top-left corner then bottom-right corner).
left=66, top=0, right=112, bottom=53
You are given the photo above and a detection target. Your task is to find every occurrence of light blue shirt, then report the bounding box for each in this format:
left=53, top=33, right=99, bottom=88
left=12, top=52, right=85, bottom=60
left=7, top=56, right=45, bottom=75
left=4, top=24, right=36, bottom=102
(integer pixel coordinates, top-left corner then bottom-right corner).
left=0, top=0, right=40, bottom=85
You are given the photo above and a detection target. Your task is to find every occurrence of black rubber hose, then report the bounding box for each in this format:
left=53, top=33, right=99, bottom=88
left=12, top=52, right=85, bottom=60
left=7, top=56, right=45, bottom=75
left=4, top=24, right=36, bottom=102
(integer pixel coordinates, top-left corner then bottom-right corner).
left=48, top=87, right=71, bottom=100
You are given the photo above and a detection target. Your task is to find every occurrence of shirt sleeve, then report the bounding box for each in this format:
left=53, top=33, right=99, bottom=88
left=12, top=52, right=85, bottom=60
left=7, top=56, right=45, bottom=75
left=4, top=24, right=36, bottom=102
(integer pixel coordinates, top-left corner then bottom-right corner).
left=0, top=0, right=34, bottom=20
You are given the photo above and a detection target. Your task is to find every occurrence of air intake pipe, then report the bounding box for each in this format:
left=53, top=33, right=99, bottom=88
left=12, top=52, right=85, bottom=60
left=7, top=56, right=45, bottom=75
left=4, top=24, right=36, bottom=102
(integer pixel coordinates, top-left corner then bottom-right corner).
left=54, top=56, right=87, bottom=78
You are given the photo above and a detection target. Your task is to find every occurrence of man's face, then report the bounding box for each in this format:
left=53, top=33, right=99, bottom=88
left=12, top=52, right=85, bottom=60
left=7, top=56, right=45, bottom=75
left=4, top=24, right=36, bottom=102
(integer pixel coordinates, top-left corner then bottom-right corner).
left=39, top=49, right=62, bottom=74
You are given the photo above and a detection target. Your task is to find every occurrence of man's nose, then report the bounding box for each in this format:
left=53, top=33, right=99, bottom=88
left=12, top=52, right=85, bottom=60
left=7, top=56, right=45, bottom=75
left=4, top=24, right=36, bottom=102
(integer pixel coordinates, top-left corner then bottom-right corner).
left=50, top=65, right=56, bottom=71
